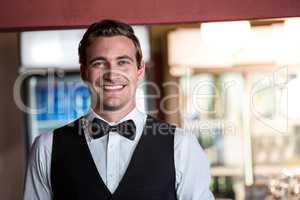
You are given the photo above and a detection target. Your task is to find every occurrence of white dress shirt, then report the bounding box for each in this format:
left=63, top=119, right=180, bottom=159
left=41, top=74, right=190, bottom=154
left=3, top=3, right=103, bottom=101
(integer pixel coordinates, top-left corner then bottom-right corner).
left=23, top=107, right=214, bottom=200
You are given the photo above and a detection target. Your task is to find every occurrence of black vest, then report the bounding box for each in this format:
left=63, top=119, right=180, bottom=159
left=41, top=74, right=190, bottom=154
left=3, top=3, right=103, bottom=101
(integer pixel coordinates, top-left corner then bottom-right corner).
left=51, top=115, right=177, bottom=200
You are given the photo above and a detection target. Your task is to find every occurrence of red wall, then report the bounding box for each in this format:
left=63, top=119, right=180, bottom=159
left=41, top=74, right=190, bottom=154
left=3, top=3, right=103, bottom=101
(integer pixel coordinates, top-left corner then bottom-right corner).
left=1, top=0, right=300, bottom=30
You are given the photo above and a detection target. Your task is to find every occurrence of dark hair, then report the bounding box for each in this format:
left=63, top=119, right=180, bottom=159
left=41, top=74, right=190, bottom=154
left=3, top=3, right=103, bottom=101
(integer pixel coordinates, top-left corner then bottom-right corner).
left=78, top=19, right=142, bottom=66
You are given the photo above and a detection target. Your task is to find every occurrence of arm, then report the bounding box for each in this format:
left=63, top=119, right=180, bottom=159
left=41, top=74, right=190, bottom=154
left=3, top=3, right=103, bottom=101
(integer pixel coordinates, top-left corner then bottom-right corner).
left=174, top=129, right=215, bottom=200
left=23, top=133, right=53, bottom=200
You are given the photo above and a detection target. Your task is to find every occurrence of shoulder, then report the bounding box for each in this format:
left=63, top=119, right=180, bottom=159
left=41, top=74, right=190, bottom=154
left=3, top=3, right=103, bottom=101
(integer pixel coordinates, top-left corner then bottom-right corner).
left=52, top=117, right=85, bottom=141
left=31, top=117, right=84, bottom=154
left=29, top=131, right=53, bottom=167
left=53, top=118, right=83, bottom=133
left=146, top=115, right=176, bottom=133
left=174, top=127, right=209, bottom=166
left=32, top=131, right=53, bottom=154
left=174, top=127, right=199, bottom=148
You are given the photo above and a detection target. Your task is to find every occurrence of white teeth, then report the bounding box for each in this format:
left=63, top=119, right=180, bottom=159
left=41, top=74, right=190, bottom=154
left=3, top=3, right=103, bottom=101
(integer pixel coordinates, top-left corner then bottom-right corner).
left=103, top=85, right=123, bottom=90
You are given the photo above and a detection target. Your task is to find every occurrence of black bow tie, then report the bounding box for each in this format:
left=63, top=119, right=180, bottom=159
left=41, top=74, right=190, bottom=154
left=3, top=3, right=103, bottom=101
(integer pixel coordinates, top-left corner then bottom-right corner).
left=89, top=118, right=136, bottom=140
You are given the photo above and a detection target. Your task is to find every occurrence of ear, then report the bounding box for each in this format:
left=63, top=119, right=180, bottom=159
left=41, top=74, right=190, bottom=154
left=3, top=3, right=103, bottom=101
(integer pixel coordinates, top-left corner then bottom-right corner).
left=80, top=65, right=87, bottom=81
left=137, top=61, right=145, bottom=81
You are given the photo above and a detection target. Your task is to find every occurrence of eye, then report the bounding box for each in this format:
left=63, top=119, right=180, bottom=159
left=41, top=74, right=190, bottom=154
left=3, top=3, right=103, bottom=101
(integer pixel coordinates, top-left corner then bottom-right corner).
left=90, top=61, right=106, bottom=68
left=118, top=59, right=131, bottom=65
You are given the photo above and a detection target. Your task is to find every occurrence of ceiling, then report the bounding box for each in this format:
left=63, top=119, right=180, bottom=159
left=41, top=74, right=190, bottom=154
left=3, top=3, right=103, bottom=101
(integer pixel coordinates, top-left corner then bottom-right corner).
left=1, top=0, right=300, bottom=31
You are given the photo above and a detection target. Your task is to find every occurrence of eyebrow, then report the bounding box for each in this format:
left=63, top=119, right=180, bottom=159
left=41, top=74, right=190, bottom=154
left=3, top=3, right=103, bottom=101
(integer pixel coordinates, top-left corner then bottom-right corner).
left=116, top=55, right=134, bottom=62
left=88, top=57, right=106, bottom=65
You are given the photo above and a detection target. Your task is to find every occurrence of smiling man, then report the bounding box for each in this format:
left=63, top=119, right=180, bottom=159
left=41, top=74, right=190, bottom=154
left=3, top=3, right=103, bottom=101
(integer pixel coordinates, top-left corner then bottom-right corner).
left=82, top=34, right=143, bottom=120
left=23, top=19, right=214, bottom=200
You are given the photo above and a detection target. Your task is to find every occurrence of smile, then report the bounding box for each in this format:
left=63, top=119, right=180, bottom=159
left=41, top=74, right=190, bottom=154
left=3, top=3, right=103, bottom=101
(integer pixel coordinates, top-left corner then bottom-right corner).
left=103, top=85, right=126, bottom=91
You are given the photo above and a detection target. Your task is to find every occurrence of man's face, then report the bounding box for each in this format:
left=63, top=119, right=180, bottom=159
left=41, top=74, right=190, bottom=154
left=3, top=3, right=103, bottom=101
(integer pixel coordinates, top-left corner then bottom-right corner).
left=81, top=36, right=144, bottom=112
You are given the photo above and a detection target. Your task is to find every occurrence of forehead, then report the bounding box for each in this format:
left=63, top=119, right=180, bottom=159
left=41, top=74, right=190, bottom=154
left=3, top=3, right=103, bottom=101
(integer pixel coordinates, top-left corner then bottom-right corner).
left=86, top=36, right=136, bottom=61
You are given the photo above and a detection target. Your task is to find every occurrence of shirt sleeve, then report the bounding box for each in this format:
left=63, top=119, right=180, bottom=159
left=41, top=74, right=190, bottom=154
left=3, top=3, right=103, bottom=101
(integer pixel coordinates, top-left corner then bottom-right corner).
left=174, top=128, right=215, bottom=200
left=23, top=132, right=53, bottom=200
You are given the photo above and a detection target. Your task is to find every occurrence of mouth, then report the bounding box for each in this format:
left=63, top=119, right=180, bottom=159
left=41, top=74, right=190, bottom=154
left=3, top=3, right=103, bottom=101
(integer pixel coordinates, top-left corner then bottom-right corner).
left=102, top=84, right=127, bottom=92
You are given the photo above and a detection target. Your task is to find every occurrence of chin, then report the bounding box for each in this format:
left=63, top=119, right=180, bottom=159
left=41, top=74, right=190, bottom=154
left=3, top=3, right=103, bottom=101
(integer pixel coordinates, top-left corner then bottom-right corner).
left=102, top=101, right=124, bottom=111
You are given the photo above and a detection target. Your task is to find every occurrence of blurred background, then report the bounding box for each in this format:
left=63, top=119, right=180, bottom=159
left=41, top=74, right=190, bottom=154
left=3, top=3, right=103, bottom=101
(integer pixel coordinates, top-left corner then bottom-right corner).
left=2, top=0, right=300, bottom=199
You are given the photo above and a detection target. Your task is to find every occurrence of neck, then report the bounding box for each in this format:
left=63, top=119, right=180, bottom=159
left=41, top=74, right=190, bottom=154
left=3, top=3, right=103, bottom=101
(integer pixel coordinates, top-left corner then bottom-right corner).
left=92, top=102, right=136, bottom=123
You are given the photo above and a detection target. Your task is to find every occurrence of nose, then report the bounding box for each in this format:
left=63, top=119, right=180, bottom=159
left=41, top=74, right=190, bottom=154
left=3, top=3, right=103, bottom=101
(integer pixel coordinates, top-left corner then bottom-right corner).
left=103, top=61, right=123, bottom=80
left=103, top=70, right=121, bottom=82
left=102, top=61, right=114, bottom=79
left=102, top=60, right=126, bottom=83
left=103, top=71, right=117, bottom=81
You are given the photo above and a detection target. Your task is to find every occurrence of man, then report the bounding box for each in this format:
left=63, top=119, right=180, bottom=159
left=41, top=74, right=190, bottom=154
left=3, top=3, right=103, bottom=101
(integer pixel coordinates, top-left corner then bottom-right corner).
left=24, top=19, right=214, bottom=200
